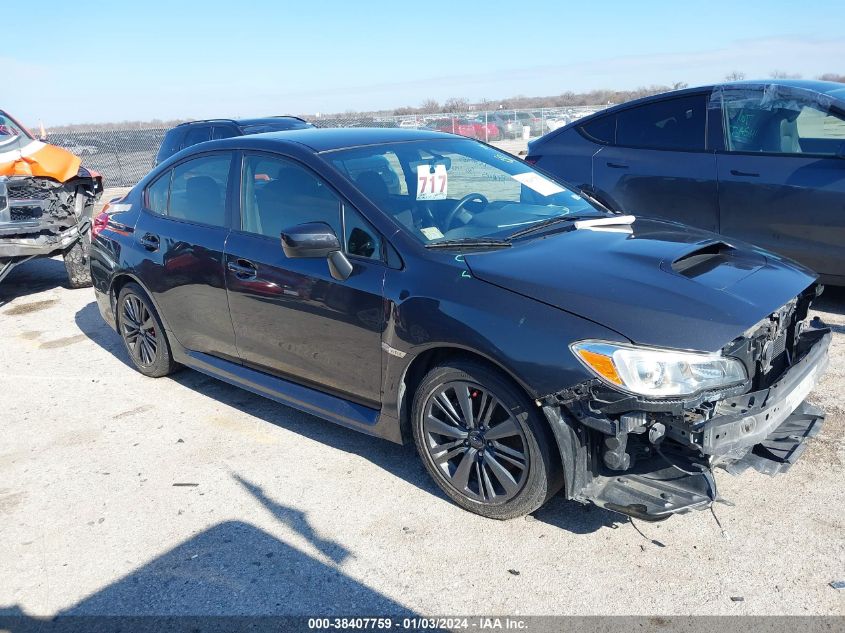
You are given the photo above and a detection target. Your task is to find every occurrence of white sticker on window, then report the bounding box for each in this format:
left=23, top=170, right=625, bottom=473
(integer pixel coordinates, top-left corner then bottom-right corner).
left=416, top=164, right=448, bottom=201
left=512, top=172, right=565, bottom=197
left=420, top=226, right=444, bottom=240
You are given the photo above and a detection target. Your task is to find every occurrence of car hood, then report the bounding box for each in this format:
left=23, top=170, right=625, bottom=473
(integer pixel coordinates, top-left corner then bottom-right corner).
left=463, top=217, right=817, bottom=351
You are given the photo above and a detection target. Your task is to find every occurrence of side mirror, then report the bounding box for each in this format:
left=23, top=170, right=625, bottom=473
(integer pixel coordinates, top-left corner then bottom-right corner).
left=280, top=222, right=352, bottom=281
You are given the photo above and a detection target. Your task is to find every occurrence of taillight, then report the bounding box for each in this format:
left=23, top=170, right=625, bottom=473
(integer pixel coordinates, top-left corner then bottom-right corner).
left=524, top=155, right=540, bottom=165
left=91, top=210, right=110, bottom=239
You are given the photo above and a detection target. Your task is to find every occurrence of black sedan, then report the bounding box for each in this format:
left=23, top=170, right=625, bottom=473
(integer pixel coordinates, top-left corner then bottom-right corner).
left=527, top=80, right=845, bottom=285
left=90, top=127, right=831, bottom=521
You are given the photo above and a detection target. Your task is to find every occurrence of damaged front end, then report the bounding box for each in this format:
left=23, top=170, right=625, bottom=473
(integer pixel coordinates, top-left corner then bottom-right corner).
left=542, top=285, right=831, bottom=521
left=0, top=109, right=102, bottom=283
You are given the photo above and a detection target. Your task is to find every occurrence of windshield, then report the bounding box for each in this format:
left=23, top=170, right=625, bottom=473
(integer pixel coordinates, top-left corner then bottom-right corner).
left=327, top=139, right=602, bottom=244
left=0, top=111, right=29, bottom=147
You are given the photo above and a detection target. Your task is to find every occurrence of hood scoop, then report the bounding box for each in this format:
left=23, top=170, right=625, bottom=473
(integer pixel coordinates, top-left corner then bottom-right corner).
left=667, top=241, right=766, bottom=289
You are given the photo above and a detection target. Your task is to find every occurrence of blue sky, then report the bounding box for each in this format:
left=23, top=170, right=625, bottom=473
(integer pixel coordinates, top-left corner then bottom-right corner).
left=4, top=0, right=844, bottom=124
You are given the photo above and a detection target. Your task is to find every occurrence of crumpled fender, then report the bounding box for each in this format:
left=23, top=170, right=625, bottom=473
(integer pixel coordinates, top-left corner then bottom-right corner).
left=0, top=138, right=82, bottom=183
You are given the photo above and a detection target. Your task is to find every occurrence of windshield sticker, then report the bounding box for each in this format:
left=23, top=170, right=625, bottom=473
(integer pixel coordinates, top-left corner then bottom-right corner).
left=416, top=164, right=448, bottom=201
left=420, top=226, right=444, bottom=240
left=512, top=172, right=565, bottom=197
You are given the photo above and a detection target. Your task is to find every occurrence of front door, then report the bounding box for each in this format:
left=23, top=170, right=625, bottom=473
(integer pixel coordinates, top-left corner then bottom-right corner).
left=716, top=84, right=845, bottom=280
left=135, top=151, right=238, bottom=361
left=225, top=153, right=386, bottom=405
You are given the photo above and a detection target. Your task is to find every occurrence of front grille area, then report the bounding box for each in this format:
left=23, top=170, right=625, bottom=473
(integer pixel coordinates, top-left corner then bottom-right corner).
left=10, top=206, right=42, bottom=222
left=7, top=180, right=54, bottom=201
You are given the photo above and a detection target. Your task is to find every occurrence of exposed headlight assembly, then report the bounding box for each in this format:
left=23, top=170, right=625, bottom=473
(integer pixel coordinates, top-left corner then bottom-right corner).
left=570, top=341, right=747, bottom=397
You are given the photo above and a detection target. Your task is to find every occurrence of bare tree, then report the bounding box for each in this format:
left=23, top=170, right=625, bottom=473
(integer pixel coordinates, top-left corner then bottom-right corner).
left=672, top=81, right=689, bottom=90
left=442, top=97, right=470, bottom=113
left=818, top=73, right=845, bottom=83
left=724, top=71, right=746, bottom=81
left=419, top=99, right=440, bottom=113
left=770, top=70, right=802, bottom=79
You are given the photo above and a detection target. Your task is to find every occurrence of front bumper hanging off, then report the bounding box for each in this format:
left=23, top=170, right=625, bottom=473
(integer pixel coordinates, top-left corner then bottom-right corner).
left=544, top=328, right=831, bottom=521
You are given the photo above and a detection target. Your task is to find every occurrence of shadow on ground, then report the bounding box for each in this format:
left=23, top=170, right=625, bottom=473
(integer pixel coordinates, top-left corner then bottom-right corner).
left=74, top=300, right=622, bottom=535
left=0, top=258, right=71, bottom=306
left=0, top=519, right=415, bottom=629
left=814, top=285, right=845, bottom=320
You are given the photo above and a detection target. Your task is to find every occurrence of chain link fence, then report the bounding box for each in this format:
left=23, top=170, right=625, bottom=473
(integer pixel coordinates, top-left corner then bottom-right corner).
left=45, top=106, right=608, bottom=188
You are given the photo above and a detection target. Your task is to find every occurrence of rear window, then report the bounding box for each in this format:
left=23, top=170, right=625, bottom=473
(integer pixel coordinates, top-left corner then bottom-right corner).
left=156, top=128, right=184, bottom=163
left=616, top=95, right=706, bottom=151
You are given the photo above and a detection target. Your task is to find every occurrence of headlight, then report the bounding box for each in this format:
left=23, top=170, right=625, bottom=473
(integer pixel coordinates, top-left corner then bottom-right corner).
left=570, top=340, right=747, bottom=397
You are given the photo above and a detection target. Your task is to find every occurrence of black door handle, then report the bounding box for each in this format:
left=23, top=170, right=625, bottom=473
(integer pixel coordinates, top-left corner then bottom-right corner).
left=606, top=162, right=629, bottom=169
left=139, top=233, right=160, bottom=251
left=227, top=259, right=258, bottom=278
left=730, top=169, right=760, bottom=177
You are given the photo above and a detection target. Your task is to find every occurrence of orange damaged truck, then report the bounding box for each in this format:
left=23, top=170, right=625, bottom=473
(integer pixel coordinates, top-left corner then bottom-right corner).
left=0, top=109, right=102, bottom=287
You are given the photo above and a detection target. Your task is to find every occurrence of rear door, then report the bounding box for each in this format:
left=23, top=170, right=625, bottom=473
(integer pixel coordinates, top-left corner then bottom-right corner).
left=224, top=152, right=386, bottom=405
left=134, top=151, right=239, bottom=361
left=715, top=84, right=845, bottom=280
left=592, top=93, right=720, bottom=231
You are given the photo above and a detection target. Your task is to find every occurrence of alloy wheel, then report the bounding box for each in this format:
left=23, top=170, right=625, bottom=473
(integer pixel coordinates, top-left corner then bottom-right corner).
left=422, top=381, right=529, bottom=504
left=121, top=294, right=158, bottom=367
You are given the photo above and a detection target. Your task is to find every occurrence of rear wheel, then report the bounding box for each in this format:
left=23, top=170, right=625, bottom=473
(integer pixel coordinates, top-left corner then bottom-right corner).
left=412, top=359, right=562, bottom=519
left=117, top=282, right=176, bottom=378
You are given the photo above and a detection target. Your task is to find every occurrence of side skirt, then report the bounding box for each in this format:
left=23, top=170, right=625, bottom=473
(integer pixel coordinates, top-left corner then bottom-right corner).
left=172, top=346, right=403, bottom=444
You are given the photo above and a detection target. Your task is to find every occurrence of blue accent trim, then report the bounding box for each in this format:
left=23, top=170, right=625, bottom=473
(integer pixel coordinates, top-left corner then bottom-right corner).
left=182, top=350, right=380, bottom=429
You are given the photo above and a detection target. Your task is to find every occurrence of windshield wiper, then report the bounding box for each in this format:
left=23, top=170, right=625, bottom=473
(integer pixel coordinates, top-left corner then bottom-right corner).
left=578, top=189, right=616, bottom=214
left=424, top=238, right=512, bottom=250
left=507, top=215, right=598, bottom=240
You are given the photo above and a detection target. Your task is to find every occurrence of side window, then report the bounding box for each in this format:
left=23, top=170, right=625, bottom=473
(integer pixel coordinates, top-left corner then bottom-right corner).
left=794, top=106, right=845, bottom=155
left=616, top=95, right=706, bottom=151
left=213, top=125, right=239, bottom=140
left=723, top=86, right=845, bottom=156
left=168, top=154, right=231, bottom=226
left=181, top=125, right=211, bottom=149
left=580, top=116, right=615, bottom=144
left=344, top=206, right=382, bottom=261
left=146, top=171, right=171, bottom=214
left=241, top=155, right=341, bottom=239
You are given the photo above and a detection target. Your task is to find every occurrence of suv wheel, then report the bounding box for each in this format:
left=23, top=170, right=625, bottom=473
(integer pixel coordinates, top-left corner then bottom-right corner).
left=412, top=359, right=562, bottom=519
left=117, top=282, right=176, bottom=378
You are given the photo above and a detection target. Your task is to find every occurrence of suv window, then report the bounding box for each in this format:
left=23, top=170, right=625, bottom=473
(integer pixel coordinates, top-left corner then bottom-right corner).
left=723, top=87, right=845, bottom=156
left=213, top=125, right=239, bottom=140
left=616, top=95, right=707, bottom=151
left=580, top=116, right=615, bottom=144
left=241, top=155, right=342, bottom=240
left=182, top=125, right=212, bottom=149
left=147, top=153, right=231, bottom=226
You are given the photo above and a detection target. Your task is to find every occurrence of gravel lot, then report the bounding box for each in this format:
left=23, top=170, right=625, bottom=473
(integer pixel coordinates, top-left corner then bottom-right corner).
left=1, top=237, right=843, bottom=618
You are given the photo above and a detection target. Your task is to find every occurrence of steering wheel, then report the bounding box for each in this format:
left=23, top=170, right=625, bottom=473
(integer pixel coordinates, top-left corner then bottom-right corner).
left=443, top=193, right=489, bottom=231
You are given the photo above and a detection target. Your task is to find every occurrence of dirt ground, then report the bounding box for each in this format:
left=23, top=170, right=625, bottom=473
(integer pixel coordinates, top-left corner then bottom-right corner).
left=0, top=241, right=843, bottom=619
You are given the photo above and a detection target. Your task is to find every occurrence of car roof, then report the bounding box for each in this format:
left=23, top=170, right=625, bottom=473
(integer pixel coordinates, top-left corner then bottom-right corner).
left=216, top=127, right=456, bottom=152
left=542, top=79, right=845, bottom=138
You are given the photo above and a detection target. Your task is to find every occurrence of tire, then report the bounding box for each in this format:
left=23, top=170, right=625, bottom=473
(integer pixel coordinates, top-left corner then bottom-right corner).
left=412, top=359, right=562, bottom=520
left=63, top=238, right=92, bottom=289
left=116, top=282, right=177, bottom=378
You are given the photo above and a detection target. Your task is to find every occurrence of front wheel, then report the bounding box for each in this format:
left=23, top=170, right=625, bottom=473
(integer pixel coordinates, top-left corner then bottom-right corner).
left=412, top=359, right=562, bottom=519
left=63, top=238, right=92, bottom=288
